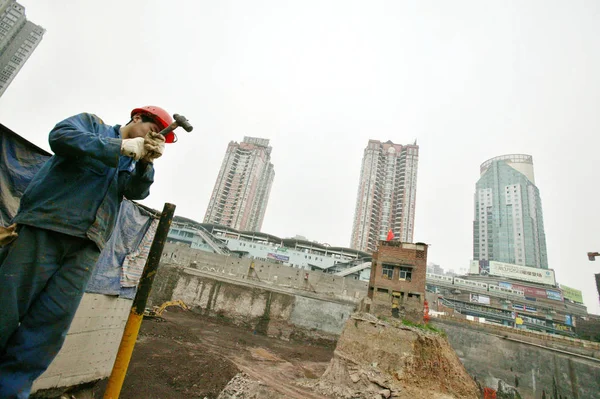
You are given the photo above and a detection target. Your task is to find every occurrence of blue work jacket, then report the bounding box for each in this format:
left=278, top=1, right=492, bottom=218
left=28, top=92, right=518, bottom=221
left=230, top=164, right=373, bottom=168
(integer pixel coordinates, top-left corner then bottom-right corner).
left=13, top=113, right=154, bottom=250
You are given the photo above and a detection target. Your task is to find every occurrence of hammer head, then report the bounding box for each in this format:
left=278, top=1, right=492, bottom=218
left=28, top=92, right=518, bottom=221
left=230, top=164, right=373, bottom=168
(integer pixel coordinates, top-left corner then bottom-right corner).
left=173, top=114, right=193, bottom=132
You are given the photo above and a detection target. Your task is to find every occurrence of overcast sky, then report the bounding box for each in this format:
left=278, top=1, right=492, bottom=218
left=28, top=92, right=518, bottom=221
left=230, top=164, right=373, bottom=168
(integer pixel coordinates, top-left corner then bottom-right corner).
left=1, top=1, right=599, bottom=314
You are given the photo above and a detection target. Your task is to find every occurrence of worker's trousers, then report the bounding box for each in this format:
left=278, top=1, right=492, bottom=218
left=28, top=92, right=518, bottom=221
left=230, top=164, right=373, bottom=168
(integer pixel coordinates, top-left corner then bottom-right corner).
left=0, top=225, right=100, bottom=399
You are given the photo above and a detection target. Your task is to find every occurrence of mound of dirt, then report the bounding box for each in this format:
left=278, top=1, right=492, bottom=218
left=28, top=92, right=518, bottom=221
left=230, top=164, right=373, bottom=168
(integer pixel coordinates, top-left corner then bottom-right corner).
left=310, top=313, right=480, bottom=399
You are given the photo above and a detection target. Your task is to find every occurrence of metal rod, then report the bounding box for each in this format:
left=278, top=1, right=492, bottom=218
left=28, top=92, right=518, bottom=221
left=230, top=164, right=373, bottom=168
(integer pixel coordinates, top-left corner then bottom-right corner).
left=103, top=202, right=176, bottom=399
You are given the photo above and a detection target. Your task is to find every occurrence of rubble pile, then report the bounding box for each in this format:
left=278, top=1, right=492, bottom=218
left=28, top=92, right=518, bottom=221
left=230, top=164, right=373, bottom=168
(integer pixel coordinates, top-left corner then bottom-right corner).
left=217, top=373, right=282, bottom=399
left=310, top=312, right=480, bottom=399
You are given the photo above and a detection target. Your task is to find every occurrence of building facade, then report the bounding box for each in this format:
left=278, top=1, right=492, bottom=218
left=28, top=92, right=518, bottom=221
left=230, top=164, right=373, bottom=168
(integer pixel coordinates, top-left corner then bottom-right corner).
left=0, top=1, right=44, bottom=97
left=367, top=241, right=428, bottom=321
left=473, top=154, right=548, bottom=269
left=204, top=137, right=275, bottom=232
left=351, top=140, right=419, bottom=253
left=168, top=217, right=371, bottom=276
left=425, top=271, right=587, bottom=337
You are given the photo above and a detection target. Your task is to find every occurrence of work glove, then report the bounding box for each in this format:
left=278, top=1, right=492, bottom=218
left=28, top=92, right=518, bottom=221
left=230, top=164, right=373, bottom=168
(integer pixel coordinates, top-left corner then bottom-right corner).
left=0, top=223, right=18, bottom=247
left=142, top=131, right=166, bottom=163
left=121, top=137, right=147, bottom=161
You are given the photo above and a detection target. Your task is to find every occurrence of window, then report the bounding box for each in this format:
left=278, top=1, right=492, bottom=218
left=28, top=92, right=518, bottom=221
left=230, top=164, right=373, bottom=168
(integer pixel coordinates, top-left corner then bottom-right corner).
left=382, top=265, right=394, bottom=279
left=399, top=267, right=412, bottom=281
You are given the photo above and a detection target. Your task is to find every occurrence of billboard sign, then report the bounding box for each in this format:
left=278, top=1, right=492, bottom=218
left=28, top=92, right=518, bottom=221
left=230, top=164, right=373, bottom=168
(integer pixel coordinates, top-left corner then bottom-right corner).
left=470, top=293, right=490, bottom=305
left=489, top=261, right=556, bottom=286
left=500, top=282, right=547, bottom=300
left=560, top=285, right=584, bottom=304
left=513, top=283, right=547, bottom=299
left=470, top=259, right=490, bottom=275
left=524, top=297, right=537, bottom=302
left=546, top=289, right=563, bottom=301
left=267, top=253, right=289, bottom=262
left=524, top=305, right=537, bottom=313
left=469, top=260, right=479, bottom=274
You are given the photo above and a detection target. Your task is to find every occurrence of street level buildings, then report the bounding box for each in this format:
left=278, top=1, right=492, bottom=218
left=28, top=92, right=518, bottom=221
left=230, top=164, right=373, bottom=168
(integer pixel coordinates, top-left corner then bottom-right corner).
left=204, top=137, right=275, bottom=232
left=473, top=154, right=548, bottom=269
left=0, top=1, right=44, bottom=97
left=351, top=140, right=419, bottom=253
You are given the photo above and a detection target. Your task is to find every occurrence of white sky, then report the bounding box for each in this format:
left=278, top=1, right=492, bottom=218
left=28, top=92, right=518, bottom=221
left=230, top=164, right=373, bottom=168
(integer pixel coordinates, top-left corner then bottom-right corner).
left=1, top=0, right=599, bottom=314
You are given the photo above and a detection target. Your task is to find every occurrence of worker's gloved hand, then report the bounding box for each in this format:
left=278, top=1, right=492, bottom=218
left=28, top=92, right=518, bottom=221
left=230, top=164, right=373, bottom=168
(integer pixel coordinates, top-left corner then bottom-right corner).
left=142, top=131, right=166, bottom=163
left=120, top=137, right=147, bottom=161
left=0, top=223, right=18, bottom=247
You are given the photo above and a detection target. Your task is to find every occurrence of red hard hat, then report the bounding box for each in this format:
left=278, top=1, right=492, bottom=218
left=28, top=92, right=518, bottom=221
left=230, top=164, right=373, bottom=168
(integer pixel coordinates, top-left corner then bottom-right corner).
left=131, top=106, right=176, bottom=143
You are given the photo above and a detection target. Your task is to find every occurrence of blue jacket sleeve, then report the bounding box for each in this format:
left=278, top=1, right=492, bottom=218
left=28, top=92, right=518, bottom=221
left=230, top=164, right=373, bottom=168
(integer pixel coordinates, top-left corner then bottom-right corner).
left=49, top=113, right=122, bottom=167
left=119, top=160, right=155, bottom=200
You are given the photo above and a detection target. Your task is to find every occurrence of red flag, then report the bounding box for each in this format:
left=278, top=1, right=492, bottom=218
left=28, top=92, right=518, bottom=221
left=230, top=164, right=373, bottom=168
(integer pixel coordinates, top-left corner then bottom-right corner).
left=386, top=229, right=394, bottom=241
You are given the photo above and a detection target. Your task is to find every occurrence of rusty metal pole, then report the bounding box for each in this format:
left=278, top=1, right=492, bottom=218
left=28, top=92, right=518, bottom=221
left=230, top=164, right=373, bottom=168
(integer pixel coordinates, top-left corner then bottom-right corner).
left=104, top=202, right=176, bottom=399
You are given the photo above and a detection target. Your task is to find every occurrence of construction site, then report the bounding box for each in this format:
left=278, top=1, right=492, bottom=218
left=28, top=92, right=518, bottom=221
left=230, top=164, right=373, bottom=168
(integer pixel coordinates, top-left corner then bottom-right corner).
left=2, top=3, right=600, bottom=399
left=23, top=234, right=600, bottom=399
left=0, top=123, right=598, bottom=398
left=32, top=243, right=484, bottom=399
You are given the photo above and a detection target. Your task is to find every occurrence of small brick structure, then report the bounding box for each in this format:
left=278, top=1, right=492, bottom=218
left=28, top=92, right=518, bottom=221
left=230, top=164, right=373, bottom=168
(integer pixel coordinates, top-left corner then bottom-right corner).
left=366, top=240, right=428, bottom=322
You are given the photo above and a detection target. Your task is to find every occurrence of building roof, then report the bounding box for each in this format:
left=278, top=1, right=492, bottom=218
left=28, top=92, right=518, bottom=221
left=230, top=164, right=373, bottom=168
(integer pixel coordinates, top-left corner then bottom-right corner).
left=173, top=216, right=370, bottom=258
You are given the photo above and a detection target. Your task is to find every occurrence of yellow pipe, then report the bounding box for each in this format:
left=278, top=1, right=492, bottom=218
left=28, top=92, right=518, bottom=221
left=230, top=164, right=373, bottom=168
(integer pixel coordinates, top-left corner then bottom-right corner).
left=103, top=310, right=144, bottom=399
left=103, top=203, right=176, bottom=399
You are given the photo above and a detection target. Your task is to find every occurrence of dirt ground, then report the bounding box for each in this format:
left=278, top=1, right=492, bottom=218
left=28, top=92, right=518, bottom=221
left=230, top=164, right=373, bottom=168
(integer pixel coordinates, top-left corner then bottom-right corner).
left=93, top=310, right=335, bottom=399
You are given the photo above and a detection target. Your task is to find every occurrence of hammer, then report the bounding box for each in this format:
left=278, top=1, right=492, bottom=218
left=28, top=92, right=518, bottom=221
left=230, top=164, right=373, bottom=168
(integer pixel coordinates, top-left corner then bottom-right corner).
left=158, top=114, right=194, bottom=138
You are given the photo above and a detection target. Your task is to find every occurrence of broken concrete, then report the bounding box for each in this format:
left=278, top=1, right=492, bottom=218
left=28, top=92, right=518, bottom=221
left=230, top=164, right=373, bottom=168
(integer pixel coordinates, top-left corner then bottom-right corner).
left=497, top=380, right=522, bottom=399
left=217, top=373, right=284, bottom=399
left=308, top=312, right=480, bottom=399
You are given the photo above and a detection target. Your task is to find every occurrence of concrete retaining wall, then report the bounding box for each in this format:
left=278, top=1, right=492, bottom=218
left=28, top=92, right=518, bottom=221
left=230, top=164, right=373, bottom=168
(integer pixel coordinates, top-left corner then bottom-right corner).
left=433, top=318, right=600, bottom=399
left=161, top=243, right=368, bottom=302
left=150, top=264, right=357, bottom=340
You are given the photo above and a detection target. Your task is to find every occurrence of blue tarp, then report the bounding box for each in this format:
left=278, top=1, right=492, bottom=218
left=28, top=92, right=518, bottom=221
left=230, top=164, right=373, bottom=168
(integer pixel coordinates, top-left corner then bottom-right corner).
left=87, top=201, right=157, bottom=299
left=0, top=123, right=157, bottom=299
left=0, top=124, right=50, bottom=226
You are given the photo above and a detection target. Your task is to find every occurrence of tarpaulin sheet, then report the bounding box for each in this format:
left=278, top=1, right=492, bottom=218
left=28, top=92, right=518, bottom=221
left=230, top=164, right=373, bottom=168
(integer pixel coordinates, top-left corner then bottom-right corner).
left=0, top=125, right=50, bottom=226
left=0, top=123, right=157, bottom=298
left=86, top=201, right=157, bottom=299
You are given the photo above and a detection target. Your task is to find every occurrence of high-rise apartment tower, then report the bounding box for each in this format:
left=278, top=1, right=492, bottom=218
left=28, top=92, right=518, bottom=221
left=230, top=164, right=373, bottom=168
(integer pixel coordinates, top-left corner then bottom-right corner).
left=0, top=1, right=45, bottom=97
left=351, top=140, right=419, bottom=253
left=204, top=137, right=275, bottom=232
left=473, top=154, right=548, bottom=268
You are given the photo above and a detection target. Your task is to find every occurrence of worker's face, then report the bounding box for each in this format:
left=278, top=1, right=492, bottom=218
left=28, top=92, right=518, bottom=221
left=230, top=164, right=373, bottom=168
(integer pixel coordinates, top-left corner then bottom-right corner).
left=127, top=114, right=161, bottom=139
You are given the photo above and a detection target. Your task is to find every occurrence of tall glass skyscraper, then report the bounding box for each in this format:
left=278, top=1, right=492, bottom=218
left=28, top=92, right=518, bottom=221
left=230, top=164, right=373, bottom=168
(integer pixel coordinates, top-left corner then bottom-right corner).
left=473, top=154, right=548, bottom=269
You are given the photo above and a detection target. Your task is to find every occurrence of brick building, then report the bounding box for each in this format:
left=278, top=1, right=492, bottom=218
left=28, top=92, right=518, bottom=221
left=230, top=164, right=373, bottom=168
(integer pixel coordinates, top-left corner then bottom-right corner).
left=367, top=241, right=428, bottom=321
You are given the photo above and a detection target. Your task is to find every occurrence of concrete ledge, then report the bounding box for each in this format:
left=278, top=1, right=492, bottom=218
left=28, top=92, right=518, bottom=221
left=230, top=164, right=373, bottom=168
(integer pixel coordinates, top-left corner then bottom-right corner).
left=433, top=316, right=600, bottom=358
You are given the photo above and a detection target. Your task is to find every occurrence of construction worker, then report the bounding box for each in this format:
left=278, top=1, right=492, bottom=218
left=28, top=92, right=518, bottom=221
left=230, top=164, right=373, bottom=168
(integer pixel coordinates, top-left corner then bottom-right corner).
left=0, top=106, right=174, bottom=398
